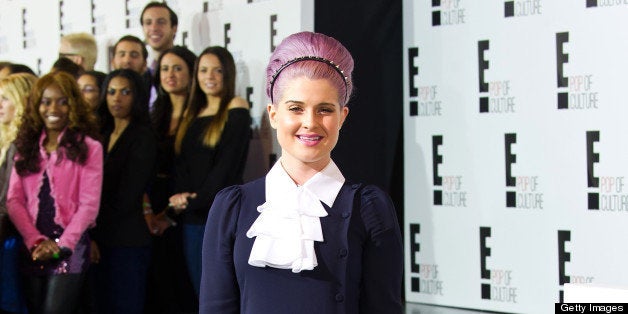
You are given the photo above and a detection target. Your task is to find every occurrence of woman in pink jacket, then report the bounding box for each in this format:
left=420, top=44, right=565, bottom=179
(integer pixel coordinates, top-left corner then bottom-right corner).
left=7, top=71, right=102, bottom=314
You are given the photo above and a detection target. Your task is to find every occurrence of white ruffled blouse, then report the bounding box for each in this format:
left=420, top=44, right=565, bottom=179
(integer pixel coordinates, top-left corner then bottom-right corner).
left=245, top=159, right=345, bottom=273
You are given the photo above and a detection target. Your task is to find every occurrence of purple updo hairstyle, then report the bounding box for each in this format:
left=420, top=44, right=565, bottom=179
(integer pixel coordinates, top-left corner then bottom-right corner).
left=265, top=31, right=354, bottom=106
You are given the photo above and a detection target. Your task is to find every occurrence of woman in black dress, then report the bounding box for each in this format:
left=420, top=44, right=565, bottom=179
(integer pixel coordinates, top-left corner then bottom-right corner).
left=168, top=46, right=251, bottom=297
left=145, top=45, right=198, bottom=314
left=92, top=69, right=156, bottom=314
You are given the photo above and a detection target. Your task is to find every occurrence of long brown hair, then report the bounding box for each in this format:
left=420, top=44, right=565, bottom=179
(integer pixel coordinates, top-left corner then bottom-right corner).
left=14, top=71, right=99, bottom=175
left=174, top=46, right=236, bottom=154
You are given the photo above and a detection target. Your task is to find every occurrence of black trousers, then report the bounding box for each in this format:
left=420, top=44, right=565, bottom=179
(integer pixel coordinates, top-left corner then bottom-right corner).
left=23, top=273, right=84, bottom=314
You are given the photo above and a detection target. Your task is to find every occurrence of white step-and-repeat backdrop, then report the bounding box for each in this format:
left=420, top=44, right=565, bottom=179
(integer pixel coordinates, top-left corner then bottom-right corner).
left=404, top=0, right=628, bottom=313
left=0, top=0, right=314, bottom=171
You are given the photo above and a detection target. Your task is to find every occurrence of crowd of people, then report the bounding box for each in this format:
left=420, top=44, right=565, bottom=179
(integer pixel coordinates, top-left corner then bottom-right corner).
left=0, top=2, right=403, bottom=314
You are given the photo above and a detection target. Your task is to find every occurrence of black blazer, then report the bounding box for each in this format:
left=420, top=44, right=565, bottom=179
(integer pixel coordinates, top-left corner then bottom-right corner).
left=93, top=123, right=157, bottom=247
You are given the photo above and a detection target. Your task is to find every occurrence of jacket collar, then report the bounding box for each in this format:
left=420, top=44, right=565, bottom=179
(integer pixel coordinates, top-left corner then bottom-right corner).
left=38, top=128, right=67, bottom=156
left=266, top=158, right=345, bottom=208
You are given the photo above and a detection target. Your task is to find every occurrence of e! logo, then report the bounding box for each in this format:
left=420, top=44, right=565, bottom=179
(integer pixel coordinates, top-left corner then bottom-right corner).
left=558, top=230, right=571, bottom=302
left=408, top=47, right=420, bottom=116
left=408, top=47, right=419, bottom=98
left=90, top=0, right=96, bottom=35
left=432, top=135, right=443, bottom=205
left=586, top=131, right=600, bottom=210
left=270, top=14, right=278, bottom=52
left=22, top=8, right=27, bottom=49
left=125, top=0, right=131, bottom=28
left=556, top=32, right=569, bottom=109
left=505, top=133, right=517, bottom=207
left=409, top=223, right=421, bottom=292
left=224, top=24, right=231, bottom=50
left=480, top=227, right=491, bottom=299
left=246, top=87, right=254, bottom=109
left=478, top=40, right=489, bottom=112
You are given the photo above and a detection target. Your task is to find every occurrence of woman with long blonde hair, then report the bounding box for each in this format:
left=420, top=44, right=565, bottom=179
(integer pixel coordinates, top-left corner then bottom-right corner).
left=0, top=73, right=36, bottom=314
left=0, top=73, right=36, bottom=165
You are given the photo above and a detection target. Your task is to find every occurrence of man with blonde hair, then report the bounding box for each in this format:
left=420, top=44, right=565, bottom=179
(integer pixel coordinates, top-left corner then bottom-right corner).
left=59, top=32, right=98, bottom=71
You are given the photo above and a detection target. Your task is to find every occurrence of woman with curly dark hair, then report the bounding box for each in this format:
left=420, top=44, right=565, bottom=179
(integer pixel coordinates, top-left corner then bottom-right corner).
left=6, top=71, right=103, bottom=314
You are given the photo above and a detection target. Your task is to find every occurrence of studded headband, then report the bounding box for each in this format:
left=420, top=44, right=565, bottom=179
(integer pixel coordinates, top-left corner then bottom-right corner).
left=269, top=56, right=348, bottom=103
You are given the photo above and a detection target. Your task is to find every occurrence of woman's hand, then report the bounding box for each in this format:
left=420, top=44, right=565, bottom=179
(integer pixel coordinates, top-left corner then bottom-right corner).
left=145, top=211, right=172, bottom=236
left=151, top=212, right=175, bottom=236
left=144, top=212, right=158, bottom=235
left=31, top=239, right=60, bottom=261
left=168, top=192, right=197, bottom=214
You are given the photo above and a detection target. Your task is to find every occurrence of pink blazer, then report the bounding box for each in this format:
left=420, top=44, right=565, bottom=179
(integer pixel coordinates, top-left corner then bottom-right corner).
left=7, top=131, right=103, bottom=251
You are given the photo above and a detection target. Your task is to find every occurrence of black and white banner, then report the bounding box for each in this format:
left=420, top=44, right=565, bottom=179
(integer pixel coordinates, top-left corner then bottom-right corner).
left=404, top=1, right=628, bottom=312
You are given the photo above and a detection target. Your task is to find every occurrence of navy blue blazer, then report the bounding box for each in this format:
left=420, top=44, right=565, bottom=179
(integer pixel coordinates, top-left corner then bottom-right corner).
left=200, top=177, right=403, bottom=314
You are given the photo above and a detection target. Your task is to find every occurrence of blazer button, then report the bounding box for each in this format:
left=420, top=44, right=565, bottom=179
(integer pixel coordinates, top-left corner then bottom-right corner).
left=335, top=293, right=344, bottom=302
left=341, top=211, right=350, bottom=219
left=338, top=248, right=348, bottom=258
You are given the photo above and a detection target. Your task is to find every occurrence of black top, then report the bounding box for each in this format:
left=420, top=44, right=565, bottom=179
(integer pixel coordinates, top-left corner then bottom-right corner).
left=149, top=132, right=176, bottom=213
left=175, top=108, right=251, bottom=225
left=36, top=171, right=63, bottom=240
left=155, top=133, right=176, bottom=178
left=94, top=123, right=157, bottom=247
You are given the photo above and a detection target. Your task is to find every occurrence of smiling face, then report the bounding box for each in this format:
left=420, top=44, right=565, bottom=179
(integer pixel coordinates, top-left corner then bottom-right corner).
left=106, top=76, right=134, bottom=120
left=142, top=7, right=176, bottom=52
left=39, top=84, right=70, bottom=134
left=268, top=76, right=348, bottom=171
left=197, top=53, right=224, bottom=97
left=160, top=52, right=191, bottom=95
left=0, top=87, right=16, bottom=125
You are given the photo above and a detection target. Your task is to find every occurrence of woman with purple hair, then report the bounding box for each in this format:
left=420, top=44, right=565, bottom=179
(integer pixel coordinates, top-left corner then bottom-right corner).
left=200, top=31, right=403, bottom=313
